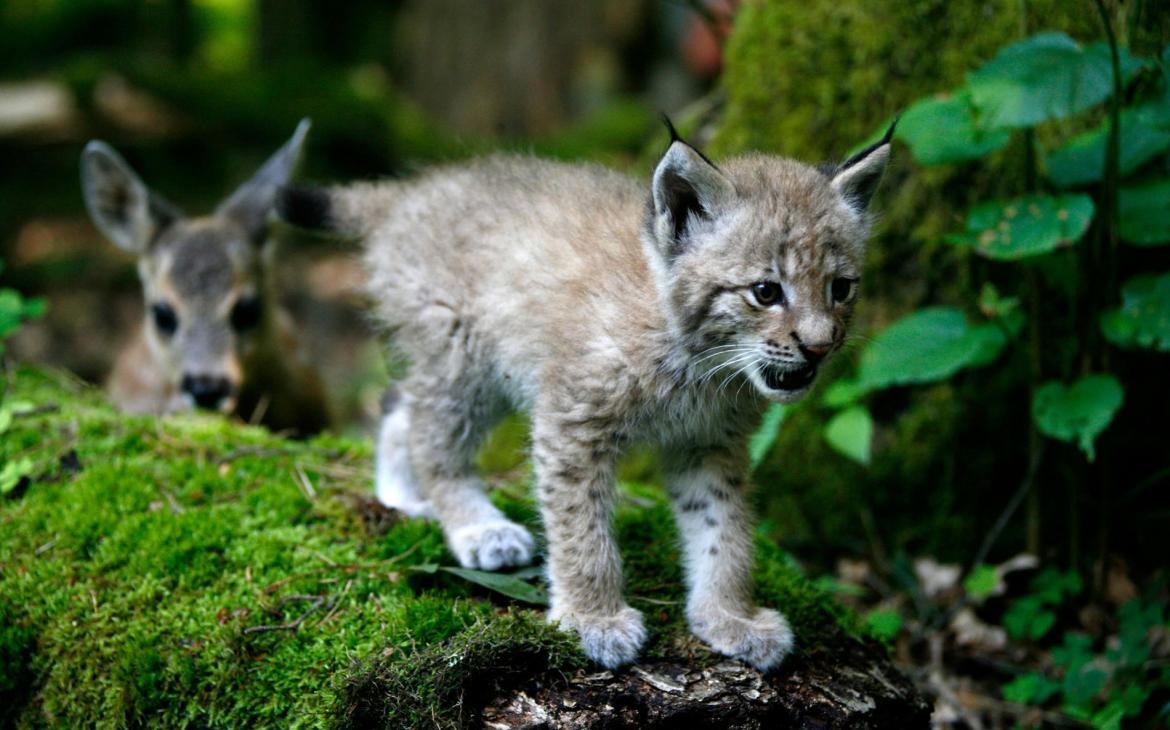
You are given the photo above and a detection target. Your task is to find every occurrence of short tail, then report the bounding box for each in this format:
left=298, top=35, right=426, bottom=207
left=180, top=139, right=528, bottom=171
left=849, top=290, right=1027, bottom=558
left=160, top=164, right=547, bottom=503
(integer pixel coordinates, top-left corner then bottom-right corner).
left=276, top=184, right=339, bottom=234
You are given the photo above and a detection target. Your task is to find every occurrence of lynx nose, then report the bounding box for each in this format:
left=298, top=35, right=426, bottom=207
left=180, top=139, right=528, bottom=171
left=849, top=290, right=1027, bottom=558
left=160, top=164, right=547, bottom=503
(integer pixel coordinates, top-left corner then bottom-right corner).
left=798, top=342, right=832, bottom=365
left=181, top=374, right=234, bottom=410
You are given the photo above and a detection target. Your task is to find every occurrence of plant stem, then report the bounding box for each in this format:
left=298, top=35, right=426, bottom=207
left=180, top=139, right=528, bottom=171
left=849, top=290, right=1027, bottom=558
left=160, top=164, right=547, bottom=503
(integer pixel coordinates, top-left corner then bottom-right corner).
left=1091, top=0, right=1123, bottom=594
left=1094, top=0, right=1123, bottom=345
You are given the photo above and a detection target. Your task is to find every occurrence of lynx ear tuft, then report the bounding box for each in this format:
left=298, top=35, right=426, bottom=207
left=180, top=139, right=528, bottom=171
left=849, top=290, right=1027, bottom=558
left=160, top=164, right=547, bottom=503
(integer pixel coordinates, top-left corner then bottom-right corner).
left=831, top=118, right=897, bottom=213
left=661, top=113, right=682, bottom=144
left=80, top=141, right=182, bottom=254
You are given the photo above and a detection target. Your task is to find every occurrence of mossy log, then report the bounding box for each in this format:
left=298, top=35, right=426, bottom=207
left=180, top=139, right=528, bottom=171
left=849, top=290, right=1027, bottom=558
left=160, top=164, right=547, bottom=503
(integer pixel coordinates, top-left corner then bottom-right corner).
left=1, top=368, right=926, bottom=728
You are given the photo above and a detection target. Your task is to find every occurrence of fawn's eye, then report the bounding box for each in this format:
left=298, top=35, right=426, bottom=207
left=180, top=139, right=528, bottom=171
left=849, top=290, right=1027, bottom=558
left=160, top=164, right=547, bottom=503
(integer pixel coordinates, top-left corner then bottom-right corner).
left=751, top=281, right=784, bottom=307
left=151, top=303, right=178, bottom=336
left=230, top=296, right=262, bottom=332
left=830, top=277, right=857, bottom=304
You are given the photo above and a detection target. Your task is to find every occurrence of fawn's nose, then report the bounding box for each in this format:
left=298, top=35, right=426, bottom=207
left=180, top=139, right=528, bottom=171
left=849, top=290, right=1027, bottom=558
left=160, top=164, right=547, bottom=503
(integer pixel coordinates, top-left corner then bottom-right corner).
left=798, top=342, right=833, bottom=365
left=181, top=374, right=234, bottom=410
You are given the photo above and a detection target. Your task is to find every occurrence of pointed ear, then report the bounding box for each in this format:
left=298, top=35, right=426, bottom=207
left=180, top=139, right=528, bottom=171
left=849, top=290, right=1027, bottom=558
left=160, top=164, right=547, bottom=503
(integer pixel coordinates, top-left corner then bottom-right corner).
left=217, top=118, right=311, bottom=243
left=651, top=140, right=734, bottom=259
left=80, top=141, right=182, bottom=254
left=831, top=121, right=895, bottom=213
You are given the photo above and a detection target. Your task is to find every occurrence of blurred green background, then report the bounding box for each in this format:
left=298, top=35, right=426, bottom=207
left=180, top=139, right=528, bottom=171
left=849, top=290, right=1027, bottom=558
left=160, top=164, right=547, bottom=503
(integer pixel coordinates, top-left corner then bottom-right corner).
left=4, top=0, right=1170, bottom=652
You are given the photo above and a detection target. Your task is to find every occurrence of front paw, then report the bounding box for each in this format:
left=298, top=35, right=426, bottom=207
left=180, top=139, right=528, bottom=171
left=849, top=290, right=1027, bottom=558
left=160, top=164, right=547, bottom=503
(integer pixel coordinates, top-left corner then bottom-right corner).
left=448, top=520, right=535, bottom=571
left=550, top=605, right=646, bottom=668
left=690, top=607, right=794, bottom=671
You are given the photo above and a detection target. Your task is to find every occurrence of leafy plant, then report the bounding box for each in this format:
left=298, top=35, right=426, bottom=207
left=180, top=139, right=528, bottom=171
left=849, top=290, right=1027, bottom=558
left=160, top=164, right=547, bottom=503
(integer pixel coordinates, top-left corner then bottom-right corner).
left=749, top=14, right=1170, bottom=545
left=999, top=572, right=1170, bottom=729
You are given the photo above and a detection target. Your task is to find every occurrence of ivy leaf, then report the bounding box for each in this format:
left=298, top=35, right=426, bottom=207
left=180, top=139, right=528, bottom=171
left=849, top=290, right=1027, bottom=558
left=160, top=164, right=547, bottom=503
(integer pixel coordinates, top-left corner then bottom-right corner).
left=1032, top=375, right=1124, bottom=461
left=947, top=194, right=1094, bottom=260
left=1046, top=111, right=1170, bottom=188
left=1101, top=272, right=1170, bottom=351
left=823, top=406, right=873, bottom=466
left=749, top=403, right=787, bottom=469
left=896, top=92, right=1011, bottom=165
left=1118, top=178, right=1170, bottom=246
left=440, top=566, right=549, bottom=606
left=968, top=33, right=1145, bottom=129
left=858, top=307, right=1017, bottom=392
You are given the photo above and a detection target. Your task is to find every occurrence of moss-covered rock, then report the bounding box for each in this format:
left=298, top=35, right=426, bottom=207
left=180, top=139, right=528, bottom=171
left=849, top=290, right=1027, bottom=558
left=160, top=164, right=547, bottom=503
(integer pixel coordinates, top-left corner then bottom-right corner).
left=712, top=0, right=1099, bottom=161
left=1, top=368, right=886, bottom=728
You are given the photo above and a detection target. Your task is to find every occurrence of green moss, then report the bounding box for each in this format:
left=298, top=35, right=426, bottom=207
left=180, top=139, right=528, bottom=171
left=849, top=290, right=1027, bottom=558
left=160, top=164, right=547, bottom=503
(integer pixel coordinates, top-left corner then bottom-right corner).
left=1, top=367, right=862, bottom=728
left=712, top=0, right=1098, bottom=161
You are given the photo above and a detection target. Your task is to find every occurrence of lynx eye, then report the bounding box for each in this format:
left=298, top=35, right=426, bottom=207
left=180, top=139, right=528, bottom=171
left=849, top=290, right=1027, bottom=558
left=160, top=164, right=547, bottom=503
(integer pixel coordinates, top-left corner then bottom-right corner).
left=151, top=303, right=178, bottom=336
left=230, top=296, right=262, bottom=332
left=830, top=277, right=857, bottom=304
left=751, top=281, right=784, bottom=307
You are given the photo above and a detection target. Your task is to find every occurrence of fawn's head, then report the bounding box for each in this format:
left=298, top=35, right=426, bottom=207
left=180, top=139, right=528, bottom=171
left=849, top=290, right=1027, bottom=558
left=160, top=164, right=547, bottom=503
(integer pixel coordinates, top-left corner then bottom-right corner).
left=644, top=119, right=892, bottom=403
left=81, top=120, right=310, bottom=413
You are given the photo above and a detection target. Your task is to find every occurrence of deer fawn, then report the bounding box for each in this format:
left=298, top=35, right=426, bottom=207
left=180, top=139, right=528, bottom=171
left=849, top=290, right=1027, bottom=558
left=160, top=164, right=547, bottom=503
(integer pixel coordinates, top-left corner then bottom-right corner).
left=80, top=119, right=330, bottom=435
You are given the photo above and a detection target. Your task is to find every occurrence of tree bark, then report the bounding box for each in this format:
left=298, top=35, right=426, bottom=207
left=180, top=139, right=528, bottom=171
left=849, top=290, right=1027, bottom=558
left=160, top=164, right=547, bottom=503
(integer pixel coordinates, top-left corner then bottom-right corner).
left=480, top=639, right=930, bottom=729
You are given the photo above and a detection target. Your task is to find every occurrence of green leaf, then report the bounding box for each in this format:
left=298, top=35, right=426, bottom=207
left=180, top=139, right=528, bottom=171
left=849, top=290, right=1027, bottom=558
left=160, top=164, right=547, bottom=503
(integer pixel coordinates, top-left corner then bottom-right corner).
left=1046, top=110, right=1170, bottom=188
left=857, top=307, right=1016, bottom=391
left=0, top=289, right=24, bottom=339
left=21, top=296, right=46, bottom=320
left=1101, top=272, right=1170, bottom=351
left=823, top=406, right=873, bottom=466
left=811, top=575, right=867, bottom=597
left=978, top=282, right=1021, bottom=319
left=1032, top=375, right=1124, bottom=461
left=1063, top=664, right=1110, bottom=710
left=822, top=377, right=864, bottom=408
left=896, top=92, right=1011, bottom=165
left=749, top=403, right=787, bottom=469
left=964, top=564, right=1000, bottom=601
left=439, top=566, right=549, bottom=605
left=0, top=458, right=33, bottom=495
left=1004, top=596, right=1057, bottom=641
left=1031, top=568, right=1083, bottom=605
left=1118, top=178, right=1170, bottom=246
left=947, top=194, right=1094, bottom=260
left=0, top=407, right=11, bottom=435
left=863, top=608, right=903, bottom=642
left=968, top=33, right=1145, bottom=129
left=1003, top=672, right=1061, bottom=705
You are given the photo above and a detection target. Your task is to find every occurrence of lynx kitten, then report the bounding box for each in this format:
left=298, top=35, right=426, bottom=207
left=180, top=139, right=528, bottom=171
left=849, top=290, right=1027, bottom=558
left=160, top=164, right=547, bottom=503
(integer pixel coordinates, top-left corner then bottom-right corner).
left=279, top=121, right=892, bottom=669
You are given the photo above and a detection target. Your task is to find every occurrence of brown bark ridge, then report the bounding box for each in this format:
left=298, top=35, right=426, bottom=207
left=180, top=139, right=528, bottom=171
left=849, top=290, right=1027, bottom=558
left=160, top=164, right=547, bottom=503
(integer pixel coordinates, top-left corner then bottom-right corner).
left=479, top=639, right=930, bottom=729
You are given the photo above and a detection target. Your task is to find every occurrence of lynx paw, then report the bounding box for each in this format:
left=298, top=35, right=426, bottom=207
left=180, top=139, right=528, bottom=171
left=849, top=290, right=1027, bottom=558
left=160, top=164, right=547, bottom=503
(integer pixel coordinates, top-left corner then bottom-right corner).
left=551, top=605, right=646, bottom=668
left=690, top=607, right=794, bottom=671
left=448, top=520, right=535, bottom=571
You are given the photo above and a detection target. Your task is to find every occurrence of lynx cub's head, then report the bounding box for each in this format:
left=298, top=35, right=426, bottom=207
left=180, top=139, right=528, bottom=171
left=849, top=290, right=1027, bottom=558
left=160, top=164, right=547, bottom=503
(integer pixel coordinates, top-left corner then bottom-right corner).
left=81, top=120, right=310, bottom=412
left=644, top=122, right=892, bottom=403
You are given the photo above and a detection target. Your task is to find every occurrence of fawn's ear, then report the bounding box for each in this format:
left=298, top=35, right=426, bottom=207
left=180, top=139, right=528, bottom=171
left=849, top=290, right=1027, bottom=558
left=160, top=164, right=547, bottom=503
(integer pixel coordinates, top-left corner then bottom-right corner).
left=217, top=118, right=311, bottom=244
left=80, top=141, right=182, bottom=254
left=831, top=120, right=896, bottom=214
left=650, top=120, right=734, bottom=260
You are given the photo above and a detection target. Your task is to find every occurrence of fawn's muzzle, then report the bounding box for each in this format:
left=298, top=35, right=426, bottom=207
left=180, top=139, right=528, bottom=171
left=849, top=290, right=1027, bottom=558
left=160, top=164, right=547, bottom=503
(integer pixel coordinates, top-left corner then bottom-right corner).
left=181, top=374, right=234, bottom=410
